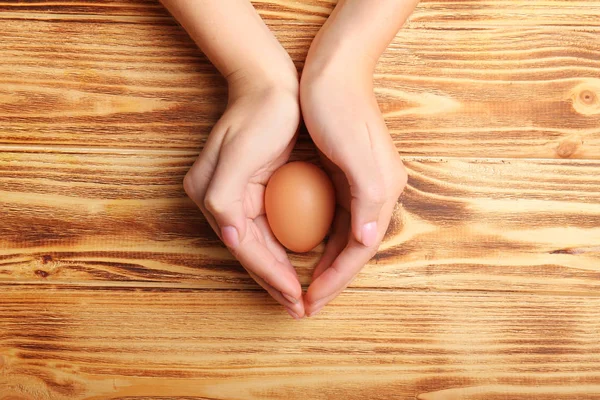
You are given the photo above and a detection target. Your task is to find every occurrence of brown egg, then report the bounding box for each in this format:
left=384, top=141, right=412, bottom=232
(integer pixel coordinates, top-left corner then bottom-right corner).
left=265, top=162, right=336, bottom=253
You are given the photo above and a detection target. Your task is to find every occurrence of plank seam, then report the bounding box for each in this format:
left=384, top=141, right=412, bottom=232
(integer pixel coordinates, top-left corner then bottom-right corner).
left=1, top=282, right=600, bottom=298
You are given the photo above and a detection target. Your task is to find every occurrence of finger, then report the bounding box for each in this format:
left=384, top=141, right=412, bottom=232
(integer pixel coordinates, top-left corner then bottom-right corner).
left=346, top=137, right=385, bottom=248
left=234, top=227, right=302, bottom=304
left=305, top=200, right=396, bottom=316
left=254, top=215, right=298, bottom=280
left=349, top=180, right=385, bottom=248
left=183, top=130, right=224, bottom=237
left=203, top=120, right=295, bottom=248
left=312, top=208, right=349, bottom=281
left=183, top=119, right=226, bottom=204
left=246, top=270, right=305, bottom=319
left=245, top=182, right=267, bottom=219
left=203, top=144, right=253, bottom=249
left=305, top=238, right=376, bottom=316
left=332, top=123, right=386, bottom=247
left=244, top=211, right=303, bottom=317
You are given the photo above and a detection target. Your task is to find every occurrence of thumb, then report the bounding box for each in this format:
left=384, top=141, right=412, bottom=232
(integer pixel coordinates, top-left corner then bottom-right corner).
left=329, top=120, right=387, bottom=248
left=342, top=153, right=385, bottom=248
left=350, top=180, right=385, bottom=248
left=203, top=149, right=250, bottom=249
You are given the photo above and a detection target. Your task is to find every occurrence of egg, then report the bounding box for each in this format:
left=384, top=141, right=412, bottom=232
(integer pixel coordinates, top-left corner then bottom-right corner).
left=265, top=161, right=336, bottom=253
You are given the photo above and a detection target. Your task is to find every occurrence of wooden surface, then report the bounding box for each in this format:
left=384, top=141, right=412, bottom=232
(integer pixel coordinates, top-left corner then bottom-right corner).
left=1, top=0, right=600, bottom=399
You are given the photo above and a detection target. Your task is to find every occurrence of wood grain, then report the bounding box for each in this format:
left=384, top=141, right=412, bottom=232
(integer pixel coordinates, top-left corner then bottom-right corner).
left=1, top=286, right=600, bottom=399
left=2, top=0, right=600, bottom=398
left=1, top=149, right=599, bottom=295
left=1, top=1, right=599, bottom=28
left=0, top=285, right=600, bottom=400
left=1, top=17, right=598, bottom=157
left=256, top=0, right=600, bottom=27
left=379, top=28, right=600, bottom=159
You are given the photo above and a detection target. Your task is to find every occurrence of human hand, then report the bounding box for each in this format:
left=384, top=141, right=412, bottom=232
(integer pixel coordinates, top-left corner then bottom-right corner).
left=184, top=74, right=305, bottom=319
left=300, top=54, right=408, bottom=317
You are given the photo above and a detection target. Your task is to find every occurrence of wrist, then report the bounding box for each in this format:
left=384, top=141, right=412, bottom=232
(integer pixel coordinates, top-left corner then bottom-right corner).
left=302, top=31, right=375, bottom=85
left=227, top=56, right=299, bottom=101
left=301, top=48, right=374, bottom=95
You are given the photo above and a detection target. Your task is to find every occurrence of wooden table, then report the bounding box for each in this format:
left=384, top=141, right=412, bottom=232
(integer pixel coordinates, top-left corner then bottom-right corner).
left=1, top=1, right=600, bottom=398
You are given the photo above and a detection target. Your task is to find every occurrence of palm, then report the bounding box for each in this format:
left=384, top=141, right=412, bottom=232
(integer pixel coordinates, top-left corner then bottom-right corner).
left=238, top=148, right=297, bottom=286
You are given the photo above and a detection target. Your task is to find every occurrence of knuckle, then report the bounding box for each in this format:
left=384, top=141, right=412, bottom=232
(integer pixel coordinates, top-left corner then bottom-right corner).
left=203, top=190, right=227, bottom=216
left=362, top=182, right=386, bottom=206
left=182, top=171, right=196, bottom=197
left=184, top=163, right=213, bottom=205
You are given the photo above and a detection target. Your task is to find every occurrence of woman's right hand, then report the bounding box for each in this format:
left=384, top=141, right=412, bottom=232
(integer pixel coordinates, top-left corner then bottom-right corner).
left=183, top=73, right=305, bottom=319
left=161, top=0, right=308, bottom=317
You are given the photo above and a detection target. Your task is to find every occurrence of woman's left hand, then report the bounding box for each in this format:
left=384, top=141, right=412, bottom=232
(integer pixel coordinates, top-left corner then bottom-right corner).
left=300, top=57, right=408, bottom=317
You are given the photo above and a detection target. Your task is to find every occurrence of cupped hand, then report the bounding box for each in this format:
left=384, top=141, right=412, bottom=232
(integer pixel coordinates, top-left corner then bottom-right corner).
left=300, top=62, right=408, bottom=317
left=184, top=78, right=305, bottom=319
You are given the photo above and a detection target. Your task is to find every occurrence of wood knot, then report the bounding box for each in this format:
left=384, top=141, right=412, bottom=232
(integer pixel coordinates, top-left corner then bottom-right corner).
left=35, top=269, right=50, bottom=278
left=556, top=135, right=582, bottom=158
left=41, top=254, right=53, bottom=264
left=580, top=90, right=597, bottom=105
left=570, top=80, right=600, bottom=115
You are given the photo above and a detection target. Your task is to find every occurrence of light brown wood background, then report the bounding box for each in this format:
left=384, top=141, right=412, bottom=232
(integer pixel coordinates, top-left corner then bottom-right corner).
left=1, top=1, right=600, bottom=399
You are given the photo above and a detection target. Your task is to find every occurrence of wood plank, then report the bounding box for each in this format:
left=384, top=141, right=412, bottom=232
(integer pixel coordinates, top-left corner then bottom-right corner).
left=380, top=27, right=600, bottom=159
left=1, top=149, right=599, bottom=294
left=1, top=286, right=600, bottom=399
left=0, top=16, right=226, bottom=149
left=0, top=2, right=167, bottom=18
left=407, top=0, right=600, bottom=28
left=1, top=17, right=599, bottom=157
left=0, top=1, right=598, bottom=28
left=255, top=0, right=600, bottom=27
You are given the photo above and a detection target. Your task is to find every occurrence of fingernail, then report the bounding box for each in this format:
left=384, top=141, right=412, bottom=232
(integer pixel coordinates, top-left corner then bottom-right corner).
left=286, top=308, right=301, bottom=320
left=282, top=293, right=299, bottom=304
left=307, top=306, right=323, bottom=318
left=360, top=222, right=378, bottom=247
left=221, top=226, right=239, bottom=248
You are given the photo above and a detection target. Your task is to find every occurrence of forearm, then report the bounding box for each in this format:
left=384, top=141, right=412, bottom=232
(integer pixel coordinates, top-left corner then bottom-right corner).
left=305, top=0, right=419, bottom=74
left=161, top=0, right=297, bottom=93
